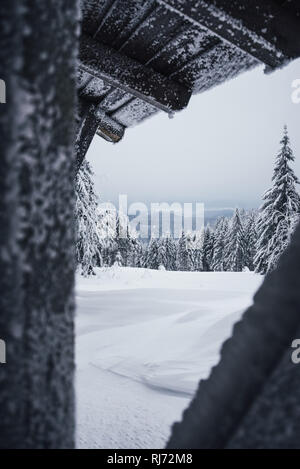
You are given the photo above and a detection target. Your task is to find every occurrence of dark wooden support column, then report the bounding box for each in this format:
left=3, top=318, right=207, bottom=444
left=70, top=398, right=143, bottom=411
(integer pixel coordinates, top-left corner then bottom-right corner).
left=158, top=0, right=300, bottom=70
left=0, top=0, right=78, bottom=449
left=76, top=102, right=101, bottom=171
left=76, top=99, right=125, bottom=171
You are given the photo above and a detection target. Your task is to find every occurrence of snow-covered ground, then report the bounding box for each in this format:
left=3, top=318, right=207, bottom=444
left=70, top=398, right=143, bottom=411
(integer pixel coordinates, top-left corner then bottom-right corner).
left=76, top=267, right=262, bottom=449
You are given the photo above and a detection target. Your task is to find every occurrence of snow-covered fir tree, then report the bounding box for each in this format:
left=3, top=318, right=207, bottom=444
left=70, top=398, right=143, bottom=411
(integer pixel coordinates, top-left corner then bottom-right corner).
left=212, top=217, right=229, bottom=271
left=75, top=159, right=101, bottom=276
left=161, top=234, right=177, bottom=271
left=144, top=238, right=161, bottom=270
left=112, top=213, right=142, bottom=267
left=225, top=208, right=246, bottom=272
left=114, top=215, right=131, bottom=267
left=177, top=231, right=192, bottom=271
left=191, top=232, right=203, bottom=271
left=243, top=210, right=258, bottom=271
left=185, top=233, right=195, bottom=272
left=157, top=238, right=168, bottom=269
left=266, top=211, right=299, bottom=272
left=130, top=237, right=144, bottom=268
left=255, top=126, right=300, bottom=274
left=201, top=226, right=214, bottom=272
left=97, top=206, right=118, bottom=267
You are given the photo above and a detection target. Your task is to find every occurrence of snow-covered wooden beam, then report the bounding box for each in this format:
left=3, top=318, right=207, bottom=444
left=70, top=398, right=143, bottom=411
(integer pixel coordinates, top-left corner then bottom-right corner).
left=79, top=34, right=192, bottom=113
left=168, top=223, right=300, bottom=449
left=76, top=100, right=125, bottom=171
left=157, top=0, right=300, bottom=70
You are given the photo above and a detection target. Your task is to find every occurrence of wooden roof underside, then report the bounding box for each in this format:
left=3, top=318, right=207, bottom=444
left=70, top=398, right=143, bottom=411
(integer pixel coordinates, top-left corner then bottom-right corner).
left=77, top=0, right=300, bottom=146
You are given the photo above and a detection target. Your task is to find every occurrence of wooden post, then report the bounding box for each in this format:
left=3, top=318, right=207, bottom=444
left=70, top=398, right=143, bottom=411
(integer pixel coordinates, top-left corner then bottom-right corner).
left=76, top=99, right=125, bottom=170
left=0, top=0, right=78, bottom=449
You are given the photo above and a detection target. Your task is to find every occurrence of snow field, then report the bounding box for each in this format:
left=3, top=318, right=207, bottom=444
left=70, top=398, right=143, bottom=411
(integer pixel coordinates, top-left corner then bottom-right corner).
left=76, top=267, right=262, bottom=448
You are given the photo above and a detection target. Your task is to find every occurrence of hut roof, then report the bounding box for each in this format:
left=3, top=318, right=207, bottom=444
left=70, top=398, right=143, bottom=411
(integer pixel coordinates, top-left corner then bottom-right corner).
left=77, top=0, right=300, bottom=146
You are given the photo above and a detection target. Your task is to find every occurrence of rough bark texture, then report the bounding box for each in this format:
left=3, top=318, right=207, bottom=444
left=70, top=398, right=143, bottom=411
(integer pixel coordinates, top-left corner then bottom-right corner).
left=0, top=0, right=79, bottom=449
left=168, top=223, right=300, bottom=449
left=228, top=326, right=300, bottom=449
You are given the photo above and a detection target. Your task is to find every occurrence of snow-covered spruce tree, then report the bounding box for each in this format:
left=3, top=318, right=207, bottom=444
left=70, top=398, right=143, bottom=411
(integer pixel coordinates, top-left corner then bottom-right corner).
left=177, top=231, right=192, bottom=271
left=115, top=220, right=131, bottom=267
left=144, top=236, right=175, bottom=270
left=144, top=237, right=160, bottom=269
left=244, top=211, right=258, bottom=271
left=255, top=126, right=300, bottom=274
left=97, top=207, right=143, bottom=268
left=75, top=159, right=101, bottom=276
left=201, top=226, right=214, bottom=272
left=157, top=238, right=168, bottom=269
left=140, top=243, right=148, bottom=268
left=186, top=232, right=200, bottom=272
left=97, top=206, right=118, bottom=267
left=114, top=213, right=141, bottom=267
left=162, top=234, right=177, bottom=271
left=130, top=237, right=144, bottom=268
left=192, top=232, right=203, bottom=271
left=212, top=217, right=229, bottom=271
left=114, top=215, right=124, bottom=264
left=225, top=208, right=246, bottom=272
left=266, top=211, right=300, bottom=272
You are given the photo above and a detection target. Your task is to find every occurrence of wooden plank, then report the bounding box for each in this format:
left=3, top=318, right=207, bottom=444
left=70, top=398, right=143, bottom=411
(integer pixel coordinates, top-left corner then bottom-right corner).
left=79, top=34, right=192, bottom=112
left=111, top=97, right=158, bottom=127
left=157, top=0, right=300, bottom=69
left=80, top=77, right=111, bottom=99
left=93, top=0, right=156, bottom=49
left=81, top=0, right=115, bottom=36
left=99, top=89, right=132, bottom=113
left=170, top=41, right=257, bottom=93
left=119, top=4, right=184, bottom=64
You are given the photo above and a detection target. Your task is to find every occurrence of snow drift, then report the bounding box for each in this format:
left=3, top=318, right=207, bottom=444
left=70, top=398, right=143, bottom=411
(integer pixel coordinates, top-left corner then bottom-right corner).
left=76, top=267, right=262, bottom=448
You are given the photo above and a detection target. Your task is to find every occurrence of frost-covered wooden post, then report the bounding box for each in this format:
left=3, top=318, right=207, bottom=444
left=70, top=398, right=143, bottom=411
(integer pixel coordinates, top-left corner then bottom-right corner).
left=75, top=103, right=103, bottom=172
left=0, top=0, right=78, bottom=449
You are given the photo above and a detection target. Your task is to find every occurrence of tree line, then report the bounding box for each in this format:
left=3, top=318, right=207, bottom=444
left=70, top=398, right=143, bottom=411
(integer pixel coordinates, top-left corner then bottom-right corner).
left=76, top=126, right=300, bottom=276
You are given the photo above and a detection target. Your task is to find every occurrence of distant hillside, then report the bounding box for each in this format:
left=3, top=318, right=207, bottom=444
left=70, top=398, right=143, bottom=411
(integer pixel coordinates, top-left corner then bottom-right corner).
left=130, top=207, right=235, bottom=241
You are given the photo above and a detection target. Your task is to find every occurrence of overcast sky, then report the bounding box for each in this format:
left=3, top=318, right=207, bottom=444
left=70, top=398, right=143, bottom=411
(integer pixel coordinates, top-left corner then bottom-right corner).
left=87, top=58, right=300, bottom=210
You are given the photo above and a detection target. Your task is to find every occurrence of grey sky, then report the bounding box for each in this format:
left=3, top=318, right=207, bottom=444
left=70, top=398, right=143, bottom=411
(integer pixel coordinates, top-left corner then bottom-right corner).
left=87, top=59, right=300, bottom=209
